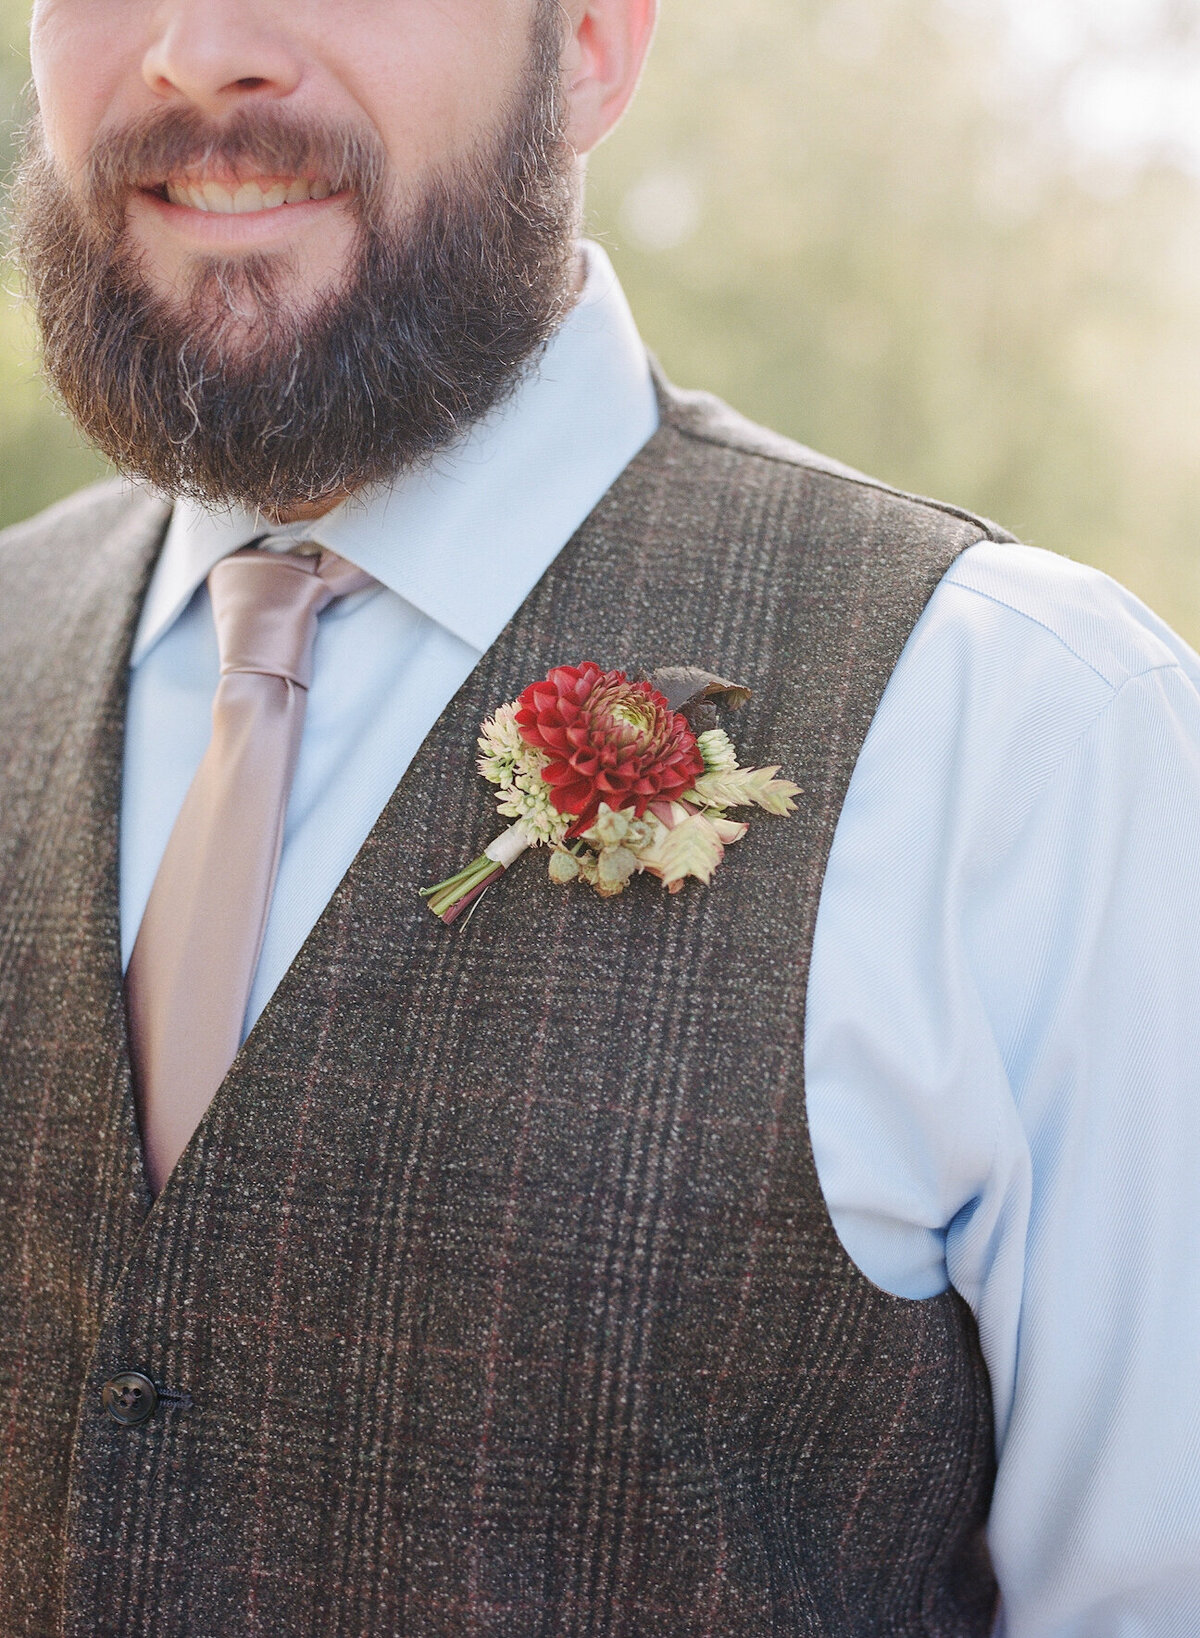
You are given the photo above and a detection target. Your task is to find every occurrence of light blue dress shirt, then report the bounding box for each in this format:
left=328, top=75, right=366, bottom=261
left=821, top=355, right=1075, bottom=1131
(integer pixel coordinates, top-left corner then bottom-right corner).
left=122, top=242, right=1200, bottom=1635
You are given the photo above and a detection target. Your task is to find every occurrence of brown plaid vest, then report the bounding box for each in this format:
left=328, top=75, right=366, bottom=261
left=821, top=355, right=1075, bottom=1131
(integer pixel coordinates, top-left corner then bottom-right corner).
left=0, top=382, right=1007, bottom=1635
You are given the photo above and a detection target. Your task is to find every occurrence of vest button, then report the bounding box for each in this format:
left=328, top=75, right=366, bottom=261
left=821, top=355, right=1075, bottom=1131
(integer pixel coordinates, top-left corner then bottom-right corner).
left=101, top=1372, right=159, bottom=1427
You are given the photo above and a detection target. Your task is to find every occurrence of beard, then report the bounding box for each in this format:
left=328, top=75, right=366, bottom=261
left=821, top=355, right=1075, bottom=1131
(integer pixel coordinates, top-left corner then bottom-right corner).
left=10, top=10, right=577, bottom=515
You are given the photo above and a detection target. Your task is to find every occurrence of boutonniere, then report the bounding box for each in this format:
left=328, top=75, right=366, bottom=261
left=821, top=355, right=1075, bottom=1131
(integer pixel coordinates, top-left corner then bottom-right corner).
left=421, top=662, right=801, bottom=924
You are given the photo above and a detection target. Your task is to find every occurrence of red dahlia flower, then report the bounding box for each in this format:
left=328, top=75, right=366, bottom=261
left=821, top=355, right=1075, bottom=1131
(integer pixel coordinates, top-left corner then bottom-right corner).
left=516, top=662, right=706, bottom=834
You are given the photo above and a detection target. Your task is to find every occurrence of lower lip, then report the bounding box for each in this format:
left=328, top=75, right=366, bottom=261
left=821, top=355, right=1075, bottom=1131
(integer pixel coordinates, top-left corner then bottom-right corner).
left=131, top=188, right=351, bottom=247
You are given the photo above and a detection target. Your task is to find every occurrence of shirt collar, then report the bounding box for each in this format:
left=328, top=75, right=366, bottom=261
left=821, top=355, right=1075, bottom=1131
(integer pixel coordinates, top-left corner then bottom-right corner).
left=131, top=241, right=659, bottom=667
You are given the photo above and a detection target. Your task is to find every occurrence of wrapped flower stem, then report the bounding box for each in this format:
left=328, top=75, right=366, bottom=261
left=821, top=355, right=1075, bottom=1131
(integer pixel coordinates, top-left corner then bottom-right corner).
left=420, top=822, right=530, bottom=923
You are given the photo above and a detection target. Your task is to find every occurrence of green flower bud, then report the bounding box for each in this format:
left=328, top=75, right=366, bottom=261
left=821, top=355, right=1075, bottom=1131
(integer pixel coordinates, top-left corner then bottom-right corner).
left=549, top=850, right=581, bottom=884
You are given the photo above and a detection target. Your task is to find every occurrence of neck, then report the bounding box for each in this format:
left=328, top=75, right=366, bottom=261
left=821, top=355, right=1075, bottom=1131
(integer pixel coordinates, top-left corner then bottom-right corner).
left=263, top=495, right=347, bottom=526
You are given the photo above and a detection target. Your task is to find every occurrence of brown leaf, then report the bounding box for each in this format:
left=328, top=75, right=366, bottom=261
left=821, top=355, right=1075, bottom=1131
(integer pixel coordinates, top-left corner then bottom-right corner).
left=648, top=666, right=754, bottom=718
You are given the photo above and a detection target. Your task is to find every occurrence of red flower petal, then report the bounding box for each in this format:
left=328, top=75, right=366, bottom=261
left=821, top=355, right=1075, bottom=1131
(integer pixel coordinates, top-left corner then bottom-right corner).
left=513, top=663, right=705, bottom=828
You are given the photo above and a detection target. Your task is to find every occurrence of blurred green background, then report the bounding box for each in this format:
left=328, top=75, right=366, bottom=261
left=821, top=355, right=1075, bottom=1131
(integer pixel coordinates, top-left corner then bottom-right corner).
left=4, top=0, right=1200, bottom=637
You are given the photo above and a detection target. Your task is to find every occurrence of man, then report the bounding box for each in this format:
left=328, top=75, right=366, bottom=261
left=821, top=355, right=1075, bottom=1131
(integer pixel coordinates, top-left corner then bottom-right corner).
left=1, top=0, right=1198, bottom=1633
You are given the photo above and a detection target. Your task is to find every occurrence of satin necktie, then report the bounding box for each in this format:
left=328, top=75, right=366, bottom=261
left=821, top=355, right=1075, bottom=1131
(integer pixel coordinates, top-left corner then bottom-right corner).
left=126, top=545, right=374, bottom=1196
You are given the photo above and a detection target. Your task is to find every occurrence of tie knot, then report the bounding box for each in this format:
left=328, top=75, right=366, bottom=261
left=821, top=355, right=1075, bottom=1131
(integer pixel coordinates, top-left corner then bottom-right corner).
left=207, top=547, right=374, bottom=688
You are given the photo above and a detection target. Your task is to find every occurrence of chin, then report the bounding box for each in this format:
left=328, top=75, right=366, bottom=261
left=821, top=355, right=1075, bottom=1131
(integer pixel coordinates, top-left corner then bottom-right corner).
left=158, top=254, right=344, bottom=356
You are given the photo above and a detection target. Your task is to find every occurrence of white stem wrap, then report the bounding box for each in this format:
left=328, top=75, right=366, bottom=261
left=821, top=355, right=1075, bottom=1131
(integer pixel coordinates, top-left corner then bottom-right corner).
left=484, top=823, right=531, bottom=869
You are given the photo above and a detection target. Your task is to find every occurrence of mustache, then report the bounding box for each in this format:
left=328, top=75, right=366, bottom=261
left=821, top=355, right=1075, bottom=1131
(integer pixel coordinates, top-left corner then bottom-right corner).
left=9, top=0, right=576, bottom=513
left=68, top=104, right=389, bottom=231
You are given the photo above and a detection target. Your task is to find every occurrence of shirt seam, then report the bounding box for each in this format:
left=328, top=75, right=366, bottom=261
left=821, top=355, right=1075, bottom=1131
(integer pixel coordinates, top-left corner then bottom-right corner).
left=944, top=576, right=1182, bottom=693
left=995, top=667, right=1187, bottom=869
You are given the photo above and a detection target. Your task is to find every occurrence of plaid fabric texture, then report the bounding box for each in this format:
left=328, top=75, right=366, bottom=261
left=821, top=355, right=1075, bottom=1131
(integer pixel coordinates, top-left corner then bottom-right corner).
left=0, top=383, right=1009, bottom=1635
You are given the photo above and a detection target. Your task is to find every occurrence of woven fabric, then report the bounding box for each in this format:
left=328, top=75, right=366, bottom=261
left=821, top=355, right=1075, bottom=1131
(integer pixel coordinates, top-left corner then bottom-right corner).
left=0, top=382, right=1010, bottom=1636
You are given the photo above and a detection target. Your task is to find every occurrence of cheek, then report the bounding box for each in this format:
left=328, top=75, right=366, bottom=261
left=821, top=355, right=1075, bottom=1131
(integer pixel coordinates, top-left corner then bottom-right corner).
left=30, top=3, right=137, bottom=174
left=326, top=5, right=534, bottom=193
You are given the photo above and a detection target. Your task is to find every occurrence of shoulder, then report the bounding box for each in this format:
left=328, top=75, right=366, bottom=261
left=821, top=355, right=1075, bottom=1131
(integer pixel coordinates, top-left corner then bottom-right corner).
left=0, top=477, right=164, bottom=563
left=643, top=380, right=1198, bottom=779
left=0, top=478, right=170, bottom=606
left=939, top=539, right=1195, bottom=694
left=853, top=539, right=1200, bottom=849
left=654, top=380, right=1015, bottom=550
left=0, top=480, right=169, bottom=677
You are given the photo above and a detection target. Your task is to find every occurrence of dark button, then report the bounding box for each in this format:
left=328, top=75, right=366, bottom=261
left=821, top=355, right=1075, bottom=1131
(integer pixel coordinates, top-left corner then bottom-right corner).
left=101, top=1371, right=158, bottom=1427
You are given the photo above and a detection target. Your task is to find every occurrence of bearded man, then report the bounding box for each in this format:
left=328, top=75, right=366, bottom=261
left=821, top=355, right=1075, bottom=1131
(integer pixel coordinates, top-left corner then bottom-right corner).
left=2, top=1, right=1199, bottom=1634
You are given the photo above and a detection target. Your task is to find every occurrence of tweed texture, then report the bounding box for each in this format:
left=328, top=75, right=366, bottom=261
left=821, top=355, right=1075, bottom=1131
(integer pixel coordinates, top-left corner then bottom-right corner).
left=0, top=383, right=1010, bottom=1636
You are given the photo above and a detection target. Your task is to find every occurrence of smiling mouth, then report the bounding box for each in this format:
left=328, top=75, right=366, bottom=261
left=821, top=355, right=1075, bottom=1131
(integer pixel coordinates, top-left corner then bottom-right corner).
left=152, top=176, right=336, bottom=214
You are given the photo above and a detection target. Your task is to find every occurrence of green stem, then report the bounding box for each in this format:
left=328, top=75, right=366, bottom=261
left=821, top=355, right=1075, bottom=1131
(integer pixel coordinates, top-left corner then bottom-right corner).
left=420, top=852, right=503, bottom=921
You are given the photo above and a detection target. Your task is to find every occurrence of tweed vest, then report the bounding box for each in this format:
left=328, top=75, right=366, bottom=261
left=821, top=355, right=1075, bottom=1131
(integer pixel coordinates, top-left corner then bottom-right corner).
left=0, top=383, right=1010, bottom=1636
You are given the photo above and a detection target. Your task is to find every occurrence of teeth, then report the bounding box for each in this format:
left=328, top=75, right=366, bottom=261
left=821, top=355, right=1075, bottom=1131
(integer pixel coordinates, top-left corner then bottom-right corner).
left=164, top=178, right=331, bottom=213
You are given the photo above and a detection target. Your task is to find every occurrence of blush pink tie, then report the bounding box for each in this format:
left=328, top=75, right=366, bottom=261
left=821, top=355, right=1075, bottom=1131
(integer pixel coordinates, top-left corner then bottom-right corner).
left=127, top=546, right=374, bottom=1196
